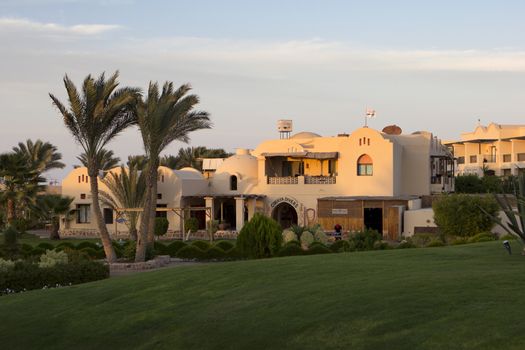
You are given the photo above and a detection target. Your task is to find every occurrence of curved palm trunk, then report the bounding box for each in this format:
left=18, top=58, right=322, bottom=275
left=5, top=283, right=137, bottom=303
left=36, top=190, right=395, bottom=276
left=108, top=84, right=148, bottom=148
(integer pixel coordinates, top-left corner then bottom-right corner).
left=89, top=174, right=117, bottom=262
left=50, top=218, right=60, bottom=240
left=136, top=165, right=156, bottom=262
left=128, top=213, right=138, bottom=241
left=147, top=172, right=158, bottom=245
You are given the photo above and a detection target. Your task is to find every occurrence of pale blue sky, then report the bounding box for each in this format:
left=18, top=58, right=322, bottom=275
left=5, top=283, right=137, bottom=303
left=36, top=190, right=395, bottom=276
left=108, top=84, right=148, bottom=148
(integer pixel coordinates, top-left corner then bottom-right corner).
left=1, top=0, right=525, bottom=181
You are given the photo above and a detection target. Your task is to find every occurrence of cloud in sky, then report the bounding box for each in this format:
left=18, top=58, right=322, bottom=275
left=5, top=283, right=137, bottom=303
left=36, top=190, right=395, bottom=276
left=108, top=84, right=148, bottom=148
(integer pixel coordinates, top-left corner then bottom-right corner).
left=0, top=17, right=121, bottom=35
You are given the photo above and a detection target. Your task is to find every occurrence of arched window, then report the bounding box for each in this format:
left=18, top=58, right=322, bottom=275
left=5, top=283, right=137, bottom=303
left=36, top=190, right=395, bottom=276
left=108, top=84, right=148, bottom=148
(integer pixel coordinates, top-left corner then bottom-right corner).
left=357, top=154, right=373, bottom=176
left=230, top=175, right=238, bottom=191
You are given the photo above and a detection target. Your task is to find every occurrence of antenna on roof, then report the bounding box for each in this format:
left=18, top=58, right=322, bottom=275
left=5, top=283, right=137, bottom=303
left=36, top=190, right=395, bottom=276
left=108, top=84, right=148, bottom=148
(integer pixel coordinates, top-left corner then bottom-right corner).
left=365, top=108, right=376, bottom=128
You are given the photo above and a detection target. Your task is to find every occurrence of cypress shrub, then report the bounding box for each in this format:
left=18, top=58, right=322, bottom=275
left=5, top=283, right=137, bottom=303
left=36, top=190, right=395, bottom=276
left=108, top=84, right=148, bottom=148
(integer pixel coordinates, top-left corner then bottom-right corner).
left=237, top=213, right=283, bottom=258
left=154, top=217, right=169, bottom=237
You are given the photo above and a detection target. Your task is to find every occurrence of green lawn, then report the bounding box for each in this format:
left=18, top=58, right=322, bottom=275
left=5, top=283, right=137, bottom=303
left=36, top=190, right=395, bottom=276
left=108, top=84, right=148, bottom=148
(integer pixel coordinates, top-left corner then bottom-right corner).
left=1, top=241, right=524, bottom=350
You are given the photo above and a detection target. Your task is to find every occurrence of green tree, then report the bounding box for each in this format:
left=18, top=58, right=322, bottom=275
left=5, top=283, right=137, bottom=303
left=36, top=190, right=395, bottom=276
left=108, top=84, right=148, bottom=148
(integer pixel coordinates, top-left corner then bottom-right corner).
left=13, top=139, right=65, bottom=173
left=99, top=165, right=146, bottom=240
left=77, top=149, right=121, bottom=171
left=127, top=155, right=148, bottom=170
left=49, top=71, right=140, bottom=262
left=135, top=82, right=211, bottom=262
left=237, top=213, right=283, bottom=258
left=433, top=194, right=498, bottom=237
left=35, top=194, right=74, bottom=240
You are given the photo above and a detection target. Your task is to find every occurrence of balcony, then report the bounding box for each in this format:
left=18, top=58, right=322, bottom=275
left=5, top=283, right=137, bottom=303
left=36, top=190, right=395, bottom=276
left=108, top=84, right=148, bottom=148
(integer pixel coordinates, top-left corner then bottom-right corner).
left=267, top=176, right=298, bottom=185
left=304, top=175, right=336, bottom=184
left=483, top=155, right=497, bottom=163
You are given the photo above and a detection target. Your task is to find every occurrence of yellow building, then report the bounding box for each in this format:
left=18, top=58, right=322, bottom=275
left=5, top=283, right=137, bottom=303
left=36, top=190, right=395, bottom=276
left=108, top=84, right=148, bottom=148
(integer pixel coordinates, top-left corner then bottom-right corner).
left=60, top=124, right=453, bottom=240
left=447, top=122, right=525, bottom=177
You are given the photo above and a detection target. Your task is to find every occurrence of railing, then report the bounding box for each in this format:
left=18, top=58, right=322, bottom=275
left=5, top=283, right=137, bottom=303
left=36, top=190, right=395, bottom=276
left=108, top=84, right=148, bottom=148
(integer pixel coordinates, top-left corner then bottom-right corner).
left=305, top=175, right=336, bottom=184
left=267, top=176, right=298, bottom=185
left=484, top=155, right=497, bottom=163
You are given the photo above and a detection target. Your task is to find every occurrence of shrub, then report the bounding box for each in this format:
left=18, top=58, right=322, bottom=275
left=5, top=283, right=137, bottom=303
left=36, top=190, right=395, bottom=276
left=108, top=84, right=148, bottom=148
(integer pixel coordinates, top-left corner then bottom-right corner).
left=455, top=174, right=484, bottom=193
left=282, top=230, right=297, bottom=243
left=396, top=240, right=416, bottom=249
left=214, top=240, right=235, bottom=251
left=63, top=248, right=91, bottom=263
left=450, top=237, right=468, bottom=245
left=308, top=241, right=328, bottom=249
left=203, top=246, right=226, bottom=261
left=350, top=229, right=382, bottom=251
left=433, top=194, right=498, bottom=237
left=314, top=230, right=329, bottom=245
left=467, top=232, right=497, bottom=243
left=154, top=217, right=169, bottom=237
left=0, top=260, right=109, bottom=294
left=373, top=240, right=390, bottom=250
left=153, top=241, right=169, bottom=255
left=175, top=245, right=205, bottom=260
left=277, top=243, right=304, bottom=257
left=306, top=244, right=332, bottom=255
left=191, top=240, right=211, bottom=251
left=499, top=234, right=517, bottom=240
left=411, top=233, right=437, bottom=247
left=167, top=241, right=187, bottom=257
left=330, top=240, right=352, bottom=253
left=121, top=241, right=154, bottom=261
left=75, top=241, right=100, bottom=250
left=300, top=231, right=314, bottom=248
left=237, top=213, right=283, bottom=258
left=184, top=217, right=199, bottom=233
left=3, top=227, right=18, bottom=246
left=427, top=239, right=445, bottom=247
left=80, top=247, right=100, bottom=259
left=20, top=244, right=34, bottom=258
left=36, top=242, right=55, bottom=251
left=38, top=250, right=68, bottom=268
left=225, top=246, right=243, bottom=260
left=56, top=242, right=76, bottom=250
left=30, top=247, right=46, bottom=257
left=0, top=258, right=15, bottom=272
left=284, top=240, right=301, bottom=247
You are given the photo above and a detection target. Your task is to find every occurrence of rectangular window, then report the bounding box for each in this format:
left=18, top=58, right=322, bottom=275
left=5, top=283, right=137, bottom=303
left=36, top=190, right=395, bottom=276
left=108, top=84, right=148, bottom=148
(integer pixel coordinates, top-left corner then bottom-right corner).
left=156, top=204, right=167, bottom=218
left=518, top=153, right=525, bottom=162
left=503, top=154, right=511, bottom=162
left=469, top=155, right=477, bottom=163
left=103, top=208, right=113, bottom=225
left=157, top=193, right=162, bottom=200
left=457, top=156, right=465, bottom=164
left=77, top=204, right=90, bottom=224
left=328, top=159, right=337, bottom=175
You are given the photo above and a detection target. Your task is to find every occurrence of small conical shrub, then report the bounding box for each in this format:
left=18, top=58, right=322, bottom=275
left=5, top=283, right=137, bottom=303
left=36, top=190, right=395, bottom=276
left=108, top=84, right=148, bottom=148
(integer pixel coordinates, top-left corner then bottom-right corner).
left=237, top=213, right=283, bottom=258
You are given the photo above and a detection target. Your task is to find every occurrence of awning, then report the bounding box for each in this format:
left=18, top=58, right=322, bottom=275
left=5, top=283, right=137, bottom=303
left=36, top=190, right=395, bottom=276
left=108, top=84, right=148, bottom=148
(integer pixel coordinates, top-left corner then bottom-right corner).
left=261, top=152, right=338, bottom=159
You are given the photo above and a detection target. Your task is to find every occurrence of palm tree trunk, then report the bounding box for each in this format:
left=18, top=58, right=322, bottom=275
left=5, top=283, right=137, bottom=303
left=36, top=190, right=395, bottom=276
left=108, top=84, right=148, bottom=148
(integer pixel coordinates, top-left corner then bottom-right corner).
left=50, top=218, right=60, bottom=240
left=146, top=172, right=158, bottom=245
left=6, top=198, right=15, bottom=225
left=136, top=165, right=155, bottom=262
left=89, top=174, right=117, bottom=262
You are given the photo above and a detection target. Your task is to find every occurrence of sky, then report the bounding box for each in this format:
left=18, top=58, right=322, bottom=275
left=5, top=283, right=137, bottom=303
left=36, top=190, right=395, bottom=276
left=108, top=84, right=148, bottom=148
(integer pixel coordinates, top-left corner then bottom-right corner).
left=1, top=0, right=525, bottom=182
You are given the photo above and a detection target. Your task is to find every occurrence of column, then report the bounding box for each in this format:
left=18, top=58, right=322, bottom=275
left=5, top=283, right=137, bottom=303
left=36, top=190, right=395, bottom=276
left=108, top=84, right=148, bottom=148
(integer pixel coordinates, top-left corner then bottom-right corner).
left=235, top=196, right=245, bottom=232
left=204, top=196, right=215, bottom=231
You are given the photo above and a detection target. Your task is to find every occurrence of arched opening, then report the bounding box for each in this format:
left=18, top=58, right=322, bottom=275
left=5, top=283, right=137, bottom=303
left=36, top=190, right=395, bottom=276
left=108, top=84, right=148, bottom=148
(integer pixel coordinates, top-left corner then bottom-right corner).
left=272, top=202, right=298, bottom=229
left=230, top=175, right=238, bottom=191
left=357, top=154, right=373, bottom=176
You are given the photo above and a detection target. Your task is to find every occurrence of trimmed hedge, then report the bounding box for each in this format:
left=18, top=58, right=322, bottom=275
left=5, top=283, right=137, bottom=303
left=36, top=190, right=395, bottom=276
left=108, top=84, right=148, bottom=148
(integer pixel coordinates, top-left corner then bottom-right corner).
left=214, top=240, right=235, bottom=251
left=176, top=245, right=205, bottom=260
left=75, top=242, right=100, bottom=251
left=153, top=242, right=169, bottom=255
left=0, top=260, right=109, bottom=294
left=167, top=241, right=187, bottom=257
left=278, top=243, right=304, bottom=257
left=191, top=240, right=211, bottom=251
left=203, top=246, right=226, bottom=260
left=36, top=242, right=54, bottom=251
left=467, top=232, right=497, bottom=243
left=306, top=244, right=332, bottom=255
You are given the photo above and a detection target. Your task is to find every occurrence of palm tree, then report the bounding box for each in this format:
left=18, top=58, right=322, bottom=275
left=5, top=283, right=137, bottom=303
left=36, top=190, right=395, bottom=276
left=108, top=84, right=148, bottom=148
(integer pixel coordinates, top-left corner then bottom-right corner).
left=159, top=154, right=180, bottom=169
left=0, top=152, right=44, bottom=225
left=174, top=146, right=208, bottom=169
left=13, top=139, right=65, bottom=173
left=77, top=149, right=121, bottom=171
left=99, top=166, right=146, bottom=240
left=35, top=194, right=74, bottom=240
left=127, top=155, right=148, bottom=170
left=49, top=71, right=140, bottom=262
left=135, top=81, right=211, bottom=261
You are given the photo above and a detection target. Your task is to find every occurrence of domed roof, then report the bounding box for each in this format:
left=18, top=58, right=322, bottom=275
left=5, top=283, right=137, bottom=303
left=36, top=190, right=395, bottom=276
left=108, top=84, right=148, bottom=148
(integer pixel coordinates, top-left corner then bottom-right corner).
left=215, top=153, right=258, bottom=179
left=290, top=131, right=321, bottom=139
left=174, top=167, right=204, bottom=180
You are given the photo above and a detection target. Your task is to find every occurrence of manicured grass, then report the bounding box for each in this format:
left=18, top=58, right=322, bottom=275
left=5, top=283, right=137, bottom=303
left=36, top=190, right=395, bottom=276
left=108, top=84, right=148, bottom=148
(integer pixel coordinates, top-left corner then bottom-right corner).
left=1, top=241, right=524, bottom=349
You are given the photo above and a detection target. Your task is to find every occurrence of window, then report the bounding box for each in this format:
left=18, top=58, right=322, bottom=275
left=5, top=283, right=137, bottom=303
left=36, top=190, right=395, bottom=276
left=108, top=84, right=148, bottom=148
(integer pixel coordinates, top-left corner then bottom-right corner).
left=156, top=204, right=167, bottom=218
left=357, top=154, right=373, bottom=176
left=328, top=159, right=337, bottom=175
left=77, top=204, right=90, bottom=224
left=457, top=156, right=465, bottom=164
left=230, top=175, right=238, bottom=191
left=503, top=154, right=511, bottom=162
left=518, top=153, right=525, bottom=162
left=469, top=155, right=477, bottom=163
left=157, top=193, right=162, bottom=200
left=103, top=208, right=113, bottom=225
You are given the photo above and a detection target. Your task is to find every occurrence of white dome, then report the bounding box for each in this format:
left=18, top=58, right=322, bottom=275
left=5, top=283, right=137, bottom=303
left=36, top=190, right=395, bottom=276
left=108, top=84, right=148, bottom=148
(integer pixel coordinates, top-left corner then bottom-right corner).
left=215, top=153, right=258, bottom=179
left=174, top=167, right=204, bottom=179
left=291, top=131, right=321, bottom=139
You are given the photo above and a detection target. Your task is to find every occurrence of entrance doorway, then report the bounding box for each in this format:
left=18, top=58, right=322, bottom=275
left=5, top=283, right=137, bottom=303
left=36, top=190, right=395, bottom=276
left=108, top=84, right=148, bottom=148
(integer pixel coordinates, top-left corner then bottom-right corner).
left=364, top=208, right=383, bottom=234
left=272, top=202, right=298, bottom=229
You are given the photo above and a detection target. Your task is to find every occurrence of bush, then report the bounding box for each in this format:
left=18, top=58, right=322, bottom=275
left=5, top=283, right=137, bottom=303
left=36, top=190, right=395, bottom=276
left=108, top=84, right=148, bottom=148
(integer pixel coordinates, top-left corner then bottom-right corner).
left=277, top=243, right=304, bottom=257
left=30, top=247, right=46, bottom=257
left=467, top=232, right=497, bottom=243
left=306, top=244, right=332, bottom=255
left=427, top=239, right=445, bottom=247
left=450, top=237, right=468, bottom=245
left=411, top=233, right=437, bottom=247
left=167, top=241, right=187, bottom=257
left=433, top=194, right=498, bottom=237
left=455, top=174, right=484, bottom=193
left=300, top=231, right=314, bottom=248
left=284, top=240, right=301, bottom=247
left=63, top=248, right=91, bottom=263
left=191, top=240, right=211, bottom=251
left=154, top=241, right=169, bottom=255
left=214, top=240, right=235, bottom=251
left=184, top=217, right=199, bottom=233
left=39, top=250, right=68, bottom=268
left=225, top=246, right=242, bottom=260
left=374, top=240, right=390, bottom=250
left=330, top=240, right=352, bottom=253
left=75, top=242, right=100, bottom=250
left=20, top=244, right=34, bottom=258
left=314, top=230, right=329, bottom=245
left=56, top=242, right=76, bottom=250
left=203, top=246, right=226, bottom=261
left=175, top=245, right=205, bottom=260
left=0, top=260, right=109, bottom=294
left=36, top=242, right=55, bottom=251
left=237, top=213, right=283, bottom=258
left=3, top=227, right=18, bottom=246
left=282, top=230, right=297, bottom=243
left=80, top=247, right=101, bottom=259
left=350, top=229, right=382, bottom=251
left=499, top=234, right=517, bottom=240
left=308, top=241, right=328, bottom=249
left=396, top=240, right=416, bottom=249
left=0, top=258, right=15, bottom=272
left=154, top=217, right=169, bottom=237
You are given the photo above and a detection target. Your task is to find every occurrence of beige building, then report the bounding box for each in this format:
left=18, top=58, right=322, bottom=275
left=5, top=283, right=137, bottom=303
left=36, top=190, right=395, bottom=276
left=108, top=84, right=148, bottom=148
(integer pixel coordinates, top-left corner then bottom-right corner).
left=447, top=122, right=525, bottom=177
left=60, top=124, right=453, bottom=240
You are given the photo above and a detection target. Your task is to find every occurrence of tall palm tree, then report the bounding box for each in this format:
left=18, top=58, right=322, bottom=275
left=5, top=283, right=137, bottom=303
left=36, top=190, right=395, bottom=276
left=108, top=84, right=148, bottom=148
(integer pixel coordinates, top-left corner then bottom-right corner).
left=35, top=194, right=74, bottom=240
left=77, top=149, right=121, bottom=171
left=175, top=146, right=208, bottom=169
left=13, top=139, right=65, bottom=173
left=99, top=166, right=146, bottom=240
left=127, top=155, right=148, bottom=170
left=0, top=152, right=44, bottom=224
left=135, top=81, right=211, bottom=261
left=49, top=71, right=140, bottom=262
